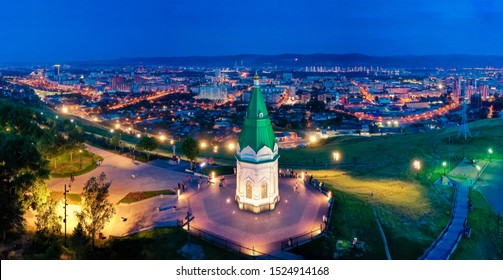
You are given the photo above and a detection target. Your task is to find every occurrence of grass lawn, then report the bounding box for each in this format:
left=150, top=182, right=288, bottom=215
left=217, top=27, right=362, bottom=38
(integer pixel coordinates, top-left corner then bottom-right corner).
left=50, top=150, right=104, bottom=178
left=293, top=170, right=451, bottom=259
left=450, top=190, right=503, bottom=260
left=432, top=184, right=456, bottom=204
left=49, top=191, right=81, bottom=205
left=100, top=227, right=247, bottom=260
left=118, top=189, right=177, bottom=204
left=202, top=118, right=503, bottom=177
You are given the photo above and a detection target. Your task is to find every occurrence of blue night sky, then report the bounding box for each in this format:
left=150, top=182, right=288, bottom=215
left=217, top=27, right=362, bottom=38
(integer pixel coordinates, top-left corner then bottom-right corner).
left=1, top=0, right=502, bottom=62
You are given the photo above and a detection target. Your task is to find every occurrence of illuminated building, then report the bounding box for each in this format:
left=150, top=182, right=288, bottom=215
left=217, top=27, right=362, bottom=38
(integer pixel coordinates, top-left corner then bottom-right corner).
left=235, top=73, right=279, bottom=213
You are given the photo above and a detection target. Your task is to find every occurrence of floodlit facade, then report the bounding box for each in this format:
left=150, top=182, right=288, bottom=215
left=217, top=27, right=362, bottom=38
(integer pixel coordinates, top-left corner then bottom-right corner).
left=235, top=73, right=279, bottom=213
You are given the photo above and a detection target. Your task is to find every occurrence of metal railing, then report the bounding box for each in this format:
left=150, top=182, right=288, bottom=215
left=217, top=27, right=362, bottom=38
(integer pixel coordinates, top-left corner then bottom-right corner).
left=178, top=221, right=281, bottom=259
left=280, top=227, right=324, bottom=251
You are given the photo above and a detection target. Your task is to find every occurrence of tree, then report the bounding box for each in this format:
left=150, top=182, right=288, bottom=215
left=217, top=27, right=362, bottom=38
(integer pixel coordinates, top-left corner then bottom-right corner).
left=35, top=199, right=61, bottom=239
left=135, top=136, right=158, bottom=160
left=76, top=172, right=115, bottom=248
left=0, top=134, right=50, bottom=241
left=110, top=135, right=120, bottom=151
left=182, top=137, right=200, bottom=170
left=39, top=128, right=66, bottom=169
left=306, top=99, right=326, bottom=113
left=30, top=198, right=63, bottom=259
left=369, top=123, right=380, bottom=134
left=70, top=222, right=91, bottom=259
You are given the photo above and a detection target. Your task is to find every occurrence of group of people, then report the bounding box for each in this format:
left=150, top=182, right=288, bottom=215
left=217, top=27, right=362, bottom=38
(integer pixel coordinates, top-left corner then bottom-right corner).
left=306, top=173, right=327, bottom=193
left=177, top=182, right=187, bottom=192
left=96, top=160, right=102, bottom=166
left=279, top=168, right=297, bottom=178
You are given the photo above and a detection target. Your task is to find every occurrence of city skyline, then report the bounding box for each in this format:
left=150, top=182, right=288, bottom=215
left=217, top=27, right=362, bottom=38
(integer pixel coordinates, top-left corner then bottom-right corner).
left=1, top=0, right=503, bottom=63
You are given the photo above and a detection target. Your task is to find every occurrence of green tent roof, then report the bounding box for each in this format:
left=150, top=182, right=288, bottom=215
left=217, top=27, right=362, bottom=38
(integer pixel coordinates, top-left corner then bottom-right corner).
left=238, top=81, right=277, bottom=153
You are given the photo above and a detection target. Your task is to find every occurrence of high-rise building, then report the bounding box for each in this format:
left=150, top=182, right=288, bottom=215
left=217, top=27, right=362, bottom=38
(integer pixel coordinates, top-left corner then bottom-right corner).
left=53, top=65, right=60, bottom=76
left=194, top=84, right=227, bottom=101
left=470, top=94, right=482, bottom=110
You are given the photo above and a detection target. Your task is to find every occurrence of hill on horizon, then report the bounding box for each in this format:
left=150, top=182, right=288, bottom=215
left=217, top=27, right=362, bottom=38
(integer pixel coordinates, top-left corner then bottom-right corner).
left=101, top=53, right=503, bottom=68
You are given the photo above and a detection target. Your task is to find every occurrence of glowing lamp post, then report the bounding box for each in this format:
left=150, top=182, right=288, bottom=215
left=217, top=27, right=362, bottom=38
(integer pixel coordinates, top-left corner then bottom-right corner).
left=228, top=143, right=235, bottom=151
left=332, top=151, right=341, bottom=162
left=413, top=160, right=421, bottom=179
left=79, top=149, right=83, bottom=169
left=489, top=148, right=493, bottom=162
left=442, top=161, right=447, bottom=175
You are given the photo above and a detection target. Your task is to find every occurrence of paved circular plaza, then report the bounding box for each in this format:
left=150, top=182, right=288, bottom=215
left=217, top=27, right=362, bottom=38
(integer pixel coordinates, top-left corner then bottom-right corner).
left=184, top=175, right=330, bottom=254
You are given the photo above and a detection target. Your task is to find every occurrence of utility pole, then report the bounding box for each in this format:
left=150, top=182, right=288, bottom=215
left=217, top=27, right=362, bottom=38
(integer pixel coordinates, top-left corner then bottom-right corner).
left=448, top=135, right=451, bottom=173
left=64, top=184, right=68, bottom=246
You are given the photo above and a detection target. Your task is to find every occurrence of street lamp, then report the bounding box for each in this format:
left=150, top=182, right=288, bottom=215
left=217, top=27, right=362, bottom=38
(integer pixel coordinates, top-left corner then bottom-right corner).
left=413, top=160, right=421, bottom=179
left=442, top=161, right=447, bottom=175
left=489, top=148, right=493, bottom=162
left=332, top=151, right=341, bottom=162
left=228, top=142, right=235, bottom=151
left=79, top=149, right=83, bottom=169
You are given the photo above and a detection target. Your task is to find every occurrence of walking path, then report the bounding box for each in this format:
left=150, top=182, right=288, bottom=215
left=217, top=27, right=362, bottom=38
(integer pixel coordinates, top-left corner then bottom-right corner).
left=420, top=180, right=469, bottom=260
left=373, top=208, right=391, bottom=260
left=35, top=145, right=193, bottom=237
left=421, top=159, right=488, bottom=260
